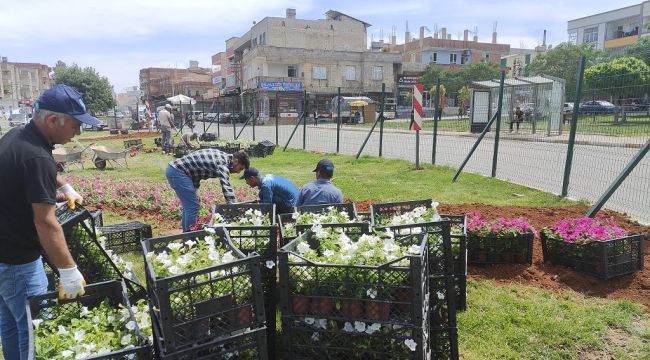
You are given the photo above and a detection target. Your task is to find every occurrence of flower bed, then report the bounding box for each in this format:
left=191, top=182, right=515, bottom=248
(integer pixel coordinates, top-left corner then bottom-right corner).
left=465, top=212, right=536, bottom=265
left=541, top=217, right=644, bottom=279
left=27, top=280, right=149, bottom=360
left=142, top=228, right=265, bottom=353
left=53, top=204, right=145, bottom=300
left=279, top=227, right=429, bottom=358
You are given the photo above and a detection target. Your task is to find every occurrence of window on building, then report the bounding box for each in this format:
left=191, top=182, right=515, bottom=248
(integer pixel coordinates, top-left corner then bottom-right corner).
left=450, top=53, right=457, bottom=63
left=583, top=27, right=598, bottom=43
left=372, top=66, right=383, bottom=80
left=485, top=53, right=490, bottom=60
left=259, top=32, right=266, bottom=45
left=568, top=31, right=577, bottom=44
left=345, top=66, right=356, bottom=81
left=432, top=53, right=437, bottom=63
left=288, top=65, right=297, bottom=78
left=410, top=53, right=416, bottom=63
left=313, top=66, right=327, bottom=80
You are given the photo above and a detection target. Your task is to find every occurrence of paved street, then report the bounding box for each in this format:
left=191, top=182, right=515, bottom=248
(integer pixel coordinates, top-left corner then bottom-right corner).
left=212, top=122, right=649, bottom=224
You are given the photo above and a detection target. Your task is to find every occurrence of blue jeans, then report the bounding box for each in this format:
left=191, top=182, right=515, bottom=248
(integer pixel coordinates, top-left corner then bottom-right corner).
left=0, top=257, right=48, bottom=360
left=166, top=165, right=199, bottom=232
left=161, top=126, right=172, bottom=152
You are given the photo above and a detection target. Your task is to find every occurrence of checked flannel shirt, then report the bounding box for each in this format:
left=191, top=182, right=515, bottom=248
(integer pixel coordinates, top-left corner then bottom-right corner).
left=169, top=148, right=236, bottom=203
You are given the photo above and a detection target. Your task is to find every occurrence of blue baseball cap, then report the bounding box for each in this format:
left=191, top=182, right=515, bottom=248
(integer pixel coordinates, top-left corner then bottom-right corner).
left=313, top=159, right=334, bottom=173
left=34, top=84, right=102, bottom=126
left=240, top=166, right=260, bottom=179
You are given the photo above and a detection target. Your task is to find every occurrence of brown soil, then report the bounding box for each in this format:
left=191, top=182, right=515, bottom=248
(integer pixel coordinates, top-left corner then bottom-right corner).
left=352, top=199, right=650, bottom=310
left=80, top=132, right=160, bottom=142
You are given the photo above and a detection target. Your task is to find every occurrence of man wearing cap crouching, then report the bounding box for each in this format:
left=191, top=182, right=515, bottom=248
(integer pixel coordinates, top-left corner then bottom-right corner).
left=241, top=167, right=299, bottom=215
left=297, top=159, right=344, bottom=206
left=166, top=149, right=249, bottom=232
left=0, top=84, right=93, bottom=360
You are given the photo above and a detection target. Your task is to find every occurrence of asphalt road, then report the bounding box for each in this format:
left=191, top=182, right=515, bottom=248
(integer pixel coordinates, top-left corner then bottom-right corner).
left=215, top=122, right=649, bottom=224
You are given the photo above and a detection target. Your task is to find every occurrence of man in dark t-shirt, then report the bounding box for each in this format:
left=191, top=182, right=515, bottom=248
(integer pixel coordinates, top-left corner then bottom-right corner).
left=0, top=84, right=102, bottom=360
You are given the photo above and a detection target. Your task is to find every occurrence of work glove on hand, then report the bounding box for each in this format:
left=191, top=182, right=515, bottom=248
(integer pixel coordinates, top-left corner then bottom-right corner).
left=58, top=266, right=86, bottom=300
left=58, top=183, right=83, bottom=209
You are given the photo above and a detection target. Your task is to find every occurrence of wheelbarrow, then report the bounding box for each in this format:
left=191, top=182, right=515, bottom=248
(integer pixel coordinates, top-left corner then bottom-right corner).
left=90, top=145, right=138, bottom=169
left=52, top=144, right=91, bottom=172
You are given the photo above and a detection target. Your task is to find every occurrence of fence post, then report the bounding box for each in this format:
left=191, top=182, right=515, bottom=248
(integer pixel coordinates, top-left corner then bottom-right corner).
left=252, top=92, right=256, bottom=141
left=562, top=56, right=586, bottom=197
left=415, top=130, right=420, bottom=169
left=432, top=79, right=440, bottom=164
left=379, top=83, right=386, bottom=157
left=302, top=90, right=307, bottom=150
left=275, top=91, right=279, bottom=146
left=491, top=71, right=506, bottom=177
left=232, top=112, right=236, bottom=139
left=336, top=87, right=341, bottom=153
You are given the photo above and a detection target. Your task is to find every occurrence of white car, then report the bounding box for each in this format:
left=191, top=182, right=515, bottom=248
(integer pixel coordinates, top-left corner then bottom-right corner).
left=563, top=102, right=574, bottom=114
left=8, top=113, right=30, bottom=127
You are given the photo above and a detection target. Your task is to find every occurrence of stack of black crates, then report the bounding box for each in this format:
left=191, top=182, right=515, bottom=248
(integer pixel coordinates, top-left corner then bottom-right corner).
left=279, top=223, right=430, bottom=359
left=371, top=200, right=461, bottom=359
left=212, top=203, right=279, bottom=359
left=142, top=228, right=268, bottom=359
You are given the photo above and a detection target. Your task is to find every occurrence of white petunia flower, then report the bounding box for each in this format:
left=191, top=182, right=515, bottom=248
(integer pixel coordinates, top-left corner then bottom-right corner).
left=58, top=325, right=68, bottom=334
left=74, top=329, right=85, bottom=341
left=354, top=321, right=366, bottom=333
left=222, top=251, right=234, bottom=263
left=304, top=317, right=315, bottom=325
left=343, top=322, right=354, bottom=332
left=316, top=318, right=327, bottom=329
left=322, top=250, right=335, bottom=257
left=408, top=244, right=421, bottom=255
left=167, top=242, right=183, bottom=251
left=120, top=334, right=133, bottom=346
left=367, top=288, right=377, bottom=299
left=365, top=322, right=382, bottom=335
left=204, top=227, right=216, bottom=234
left=61, top=350, right=74, bottom=358
left=405, top=338, right=418, bottom=351
left=437, top=291, right=445, bottom=300
left=79, top=306, right=89, bottom=317
left=265, top=260, right=275, bottom=269
left=185, top=239, right=196, bottom=248
left=125, top=320, right=136, bottom=331
left=32, top=319, right=43, bottom=329
left=296, top=242, right=311, bottom=255
left=168, top=266, right=181, bottom=275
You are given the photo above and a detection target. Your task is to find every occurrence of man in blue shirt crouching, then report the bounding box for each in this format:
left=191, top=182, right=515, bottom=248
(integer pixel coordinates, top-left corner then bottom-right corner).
left=241, top=167, right=299, bottom=214
left=297, top=159, right=344, bottom=206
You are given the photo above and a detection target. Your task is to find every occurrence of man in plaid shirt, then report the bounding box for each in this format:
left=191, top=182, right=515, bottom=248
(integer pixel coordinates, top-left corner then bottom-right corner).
left=166, top=149, right=249, bottom=231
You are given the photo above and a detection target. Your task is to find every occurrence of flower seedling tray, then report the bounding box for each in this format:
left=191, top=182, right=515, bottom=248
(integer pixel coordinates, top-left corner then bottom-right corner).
left=541, top=233, right=644, bottom=279
left=142, top=229, right=265, bottom=353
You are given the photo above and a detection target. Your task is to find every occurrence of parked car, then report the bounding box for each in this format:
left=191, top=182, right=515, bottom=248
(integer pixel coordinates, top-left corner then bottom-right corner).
left=82, top=120, right=107, bottom=131
left=630, top=100, right=649, bottom=111
left=218, top=113, right=232, bottom=123
left=204, top=113, right=219, bottom=122
left=579, top=101, right=617, bottom=114
left=563, top=102, right=574, bottom=114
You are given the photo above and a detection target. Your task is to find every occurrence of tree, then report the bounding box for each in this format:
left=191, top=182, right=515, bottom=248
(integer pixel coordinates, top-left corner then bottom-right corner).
left=625, top=36, right=650, bottom=66
left=458, top=86, right=470, bottom=106
left=584, top=56, right=650, bottom=100
left=419, top=61, right=499, bottom=102
left=52, top=61, right=116, bottom=114
left=527, top=42, right=609, bottom=97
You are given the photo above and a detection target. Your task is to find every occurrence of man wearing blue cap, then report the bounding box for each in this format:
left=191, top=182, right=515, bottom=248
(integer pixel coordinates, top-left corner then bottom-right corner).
left=0, top=84, right=95, bottom=359
left=297, top=159, right=344, bottom=206
left=241, top=167, right=299, bottom=214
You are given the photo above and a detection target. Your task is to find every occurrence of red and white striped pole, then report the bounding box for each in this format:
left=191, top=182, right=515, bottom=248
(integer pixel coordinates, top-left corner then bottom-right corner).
left=413, top=83, right=424, bottom=168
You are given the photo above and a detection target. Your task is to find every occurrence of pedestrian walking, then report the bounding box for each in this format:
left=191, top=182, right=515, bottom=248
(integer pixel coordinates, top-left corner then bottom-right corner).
left=158, top=104, right=175, bottom=153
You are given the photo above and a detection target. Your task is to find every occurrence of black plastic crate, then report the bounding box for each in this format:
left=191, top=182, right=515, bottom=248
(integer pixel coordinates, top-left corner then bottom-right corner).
left=430, top=326, right=460, bottom=360
left=440, top=214, right=467, bottom=312
left=91, top=209, right=104, bottom=227
left=153, top=319, right=268, bottom=360
left=279, top=230, right=428, bottom=326
left=224, top=142, right=241, bottom=154
left=199, top=132, right=217, bottom=142
left=452, top=274, right=467, bottom=313
left=282, top=316, right=429, bottom=360
left=53, top=204, right=145, bottom=299
left=256, top=140, right=276, bottom=156
left=142, top=229, right=266, bottom=353
left=467, top=232, right=535, bottom=264
left=428, top=275, right=458, bottom=329
left=212, top=203, right=276, bottom=225
left=541, top=233, right=644, bottom=279
left=123, top=138, right=143, bottom=149
left=295, top=203, right=358, bottom=219
left=97, top=221, right=153, bottom=255
left=27, top=280, right=149, bottom=360
left=370, top=199, right=434, bottom=226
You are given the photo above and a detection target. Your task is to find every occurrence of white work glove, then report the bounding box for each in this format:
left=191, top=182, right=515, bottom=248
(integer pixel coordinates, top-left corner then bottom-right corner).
left=58, top=183, right=83, bottom=209
left=58, top=266, right=86, bottom=300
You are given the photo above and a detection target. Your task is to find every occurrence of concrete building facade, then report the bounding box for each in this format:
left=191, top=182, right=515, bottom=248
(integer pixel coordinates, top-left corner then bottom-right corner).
left=212, top=9, right=400, bottom=120
left=139, top=62, right=213, bottom=102
left=567, top=1, right=650, bottom=53
left=0, top=57, right=52, bottom=111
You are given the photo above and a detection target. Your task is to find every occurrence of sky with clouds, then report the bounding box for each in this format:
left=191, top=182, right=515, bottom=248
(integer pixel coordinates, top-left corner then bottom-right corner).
left=0, top=0, right=642, bottom=91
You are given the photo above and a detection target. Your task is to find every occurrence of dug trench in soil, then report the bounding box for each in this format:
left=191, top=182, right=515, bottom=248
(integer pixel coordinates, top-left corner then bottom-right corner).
left=351, top=199, right=650, bottom=310
left=79, top=131, right=161, bottom=142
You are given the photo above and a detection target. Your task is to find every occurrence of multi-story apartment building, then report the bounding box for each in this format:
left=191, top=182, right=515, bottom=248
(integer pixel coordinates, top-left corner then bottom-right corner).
left=139, top=61, right=213, bottom=101
left=212, top=9, right=400, bottom=118
left=567, top=1, right=650, bottom=53
left=0, top=57, right=52, bottom=110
